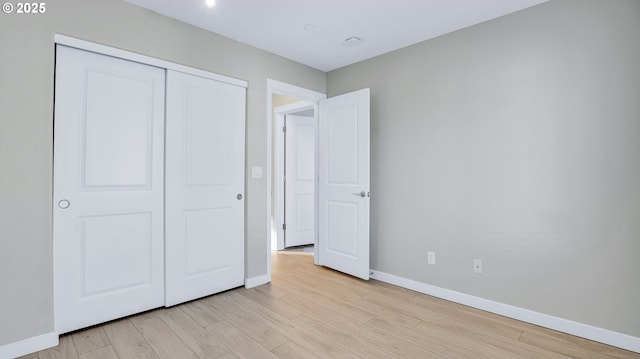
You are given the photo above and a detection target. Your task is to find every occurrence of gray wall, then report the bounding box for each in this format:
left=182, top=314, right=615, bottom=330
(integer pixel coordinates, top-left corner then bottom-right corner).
left=0, top=0, right=325, bottom=346
left=2, top=0, right=639, bottom=350
left=327, top=0, right=640, bottom=337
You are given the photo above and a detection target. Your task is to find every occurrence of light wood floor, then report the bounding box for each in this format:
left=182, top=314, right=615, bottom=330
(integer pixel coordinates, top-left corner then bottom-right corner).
left=24, top=251, right=639, bottom=359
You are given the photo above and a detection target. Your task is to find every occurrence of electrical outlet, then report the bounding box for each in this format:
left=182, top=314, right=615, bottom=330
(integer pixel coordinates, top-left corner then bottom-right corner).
left=473, top=259, right=482, bottom=274
left=427, top=251, right=435, bottom=265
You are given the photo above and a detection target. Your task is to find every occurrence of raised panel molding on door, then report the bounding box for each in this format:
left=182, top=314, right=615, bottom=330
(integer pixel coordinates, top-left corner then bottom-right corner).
left=53, top=45, right=166, bottom=333
left=318, top=88, right=371, bottom=280
left=165, top=70, right=246, bottom=307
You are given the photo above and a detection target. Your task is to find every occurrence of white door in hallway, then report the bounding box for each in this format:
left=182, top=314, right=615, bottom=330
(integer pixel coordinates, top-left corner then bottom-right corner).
left=284, top=114, right=316, bottom=247
left=164, top=70, right=246, bottom=306
left=53, top=45, right=166, bottom=333
left=318, top=88, right=370, bottom=280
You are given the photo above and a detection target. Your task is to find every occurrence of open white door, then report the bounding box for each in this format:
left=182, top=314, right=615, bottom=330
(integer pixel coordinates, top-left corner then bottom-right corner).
left=165, top=70, right=245, bottom=306
left=284, top=114, right=316, bottom=247
left=53, top=46, right=166, bottom=333
left=317, top=88, right=370, bottom=280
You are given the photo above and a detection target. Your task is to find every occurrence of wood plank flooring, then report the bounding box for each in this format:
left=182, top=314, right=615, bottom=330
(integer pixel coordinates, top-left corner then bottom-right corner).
left=24, top=251, right=639, bottom=359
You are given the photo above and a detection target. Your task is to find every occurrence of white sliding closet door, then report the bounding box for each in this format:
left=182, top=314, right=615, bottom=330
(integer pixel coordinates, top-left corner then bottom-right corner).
left=53, top=45, right=166, bottom=333
left=165, top=70, right=246, bottom=306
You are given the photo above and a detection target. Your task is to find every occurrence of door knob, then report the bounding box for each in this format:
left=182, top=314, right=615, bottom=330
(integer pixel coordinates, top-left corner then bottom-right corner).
left=352, top=191, right=366, bottom=198
left=237, top=193, right=243, bottom=200
left=58, top=199, right=70, bottom=209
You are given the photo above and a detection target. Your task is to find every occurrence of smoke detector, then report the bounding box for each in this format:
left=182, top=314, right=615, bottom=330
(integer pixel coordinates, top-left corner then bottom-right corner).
left=342, top=37, right=363, bottom=48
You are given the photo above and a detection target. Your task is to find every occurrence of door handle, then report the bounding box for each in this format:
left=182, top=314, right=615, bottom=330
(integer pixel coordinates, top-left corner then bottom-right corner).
left=236, top=193, right=243, bottom=200
left=58, top=199, right=70, bottom=209
left=352, top=191, right=366, bottom=198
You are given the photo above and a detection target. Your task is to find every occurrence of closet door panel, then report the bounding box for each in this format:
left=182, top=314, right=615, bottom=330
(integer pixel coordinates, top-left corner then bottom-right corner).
left=53, top=45, right=166, bottom=333
left=165, top=70, right=246, bottom=306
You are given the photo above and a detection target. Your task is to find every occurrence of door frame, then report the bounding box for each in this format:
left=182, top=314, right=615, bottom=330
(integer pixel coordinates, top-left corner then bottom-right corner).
left=274, top=101, right=315, bottom=251
left=266, top=80, right=326, bottom=278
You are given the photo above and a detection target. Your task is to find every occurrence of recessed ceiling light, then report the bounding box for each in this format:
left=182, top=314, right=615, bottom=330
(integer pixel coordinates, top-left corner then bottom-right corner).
left=342, top=37, right=363, bottom=48
left=304, top=24, right=315, bottom=31
left=205, top=0, right=216, bottom=8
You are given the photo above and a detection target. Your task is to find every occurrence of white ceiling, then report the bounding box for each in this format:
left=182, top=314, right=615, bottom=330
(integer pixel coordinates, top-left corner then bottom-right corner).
left=125, top=0, right=548, bottom=72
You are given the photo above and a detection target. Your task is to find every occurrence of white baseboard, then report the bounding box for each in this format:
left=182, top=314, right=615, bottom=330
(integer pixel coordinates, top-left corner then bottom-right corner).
left=245, top=274, right=271, bottom=289
left=0, top=332, right=58, bottom=359
left=370, top=269, right=640, bottom=354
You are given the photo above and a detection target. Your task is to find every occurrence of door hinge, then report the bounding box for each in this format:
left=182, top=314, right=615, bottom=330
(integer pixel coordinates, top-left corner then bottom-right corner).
left=282, top=125, right=287, bottom=133
left=282, top=223, right=286, bottom=230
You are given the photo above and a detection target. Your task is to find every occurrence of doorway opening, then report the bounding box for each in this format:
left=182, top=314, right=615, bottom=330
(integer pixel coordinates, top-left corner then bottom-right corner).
left=266, top=80, right=371, bottom=282
left=274, top=101, right=315, bottom=251
left=266, top=80, right=326, bottom=278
